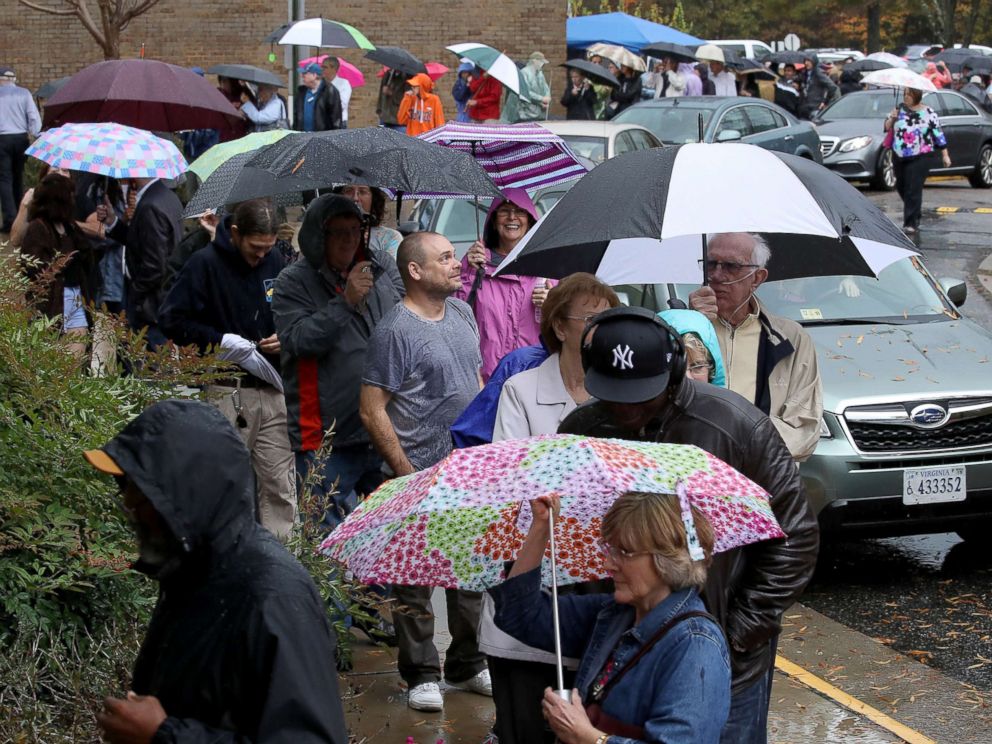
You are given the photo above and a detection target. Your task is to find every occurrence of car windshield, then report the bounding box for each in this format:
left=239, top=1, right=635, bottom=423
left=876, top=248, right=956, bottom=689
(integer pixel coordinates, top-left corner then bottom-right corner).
left=616, top=107, right=712, bottom=144
left=820, top=94, right=898, bottom=119
left=559, top=135, right=607, bottom=163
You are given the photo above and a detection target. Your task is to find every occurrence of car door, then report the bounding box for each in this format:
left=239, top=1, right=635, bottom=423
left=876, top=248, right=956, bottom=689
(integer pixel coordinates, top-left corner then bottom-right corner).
left=627, top=128, right=662, bottom=150
left=612, top=130, right=637, bottom=158
left=714, top=105, right=752, bottom=143
left=938, top=92, right=983, bottom=168
left=741, top=103, right=787, bottom=152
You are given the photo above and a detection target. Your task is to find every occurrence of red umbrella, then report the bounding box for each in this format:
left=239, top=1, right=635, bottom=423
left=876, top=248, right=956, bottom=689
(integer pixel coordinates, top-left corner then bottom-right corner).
left=43, top=59, right=242, bottom=133
left=298, top=55, right=366, bottom=88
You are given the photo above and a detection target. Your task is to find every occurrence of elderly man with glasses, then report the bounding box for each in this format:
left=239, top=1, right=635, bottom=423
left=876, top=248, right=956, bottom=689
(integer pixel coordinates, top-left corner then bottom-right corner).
left=688, top=232, right=823, bottom=462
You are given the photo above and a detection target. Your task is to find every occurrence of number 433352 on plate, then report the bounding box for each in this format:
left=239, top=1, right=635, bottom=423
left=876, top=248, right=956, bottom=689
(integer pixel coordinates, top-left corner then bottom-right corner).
left=903, top=466, right=967, bottom=505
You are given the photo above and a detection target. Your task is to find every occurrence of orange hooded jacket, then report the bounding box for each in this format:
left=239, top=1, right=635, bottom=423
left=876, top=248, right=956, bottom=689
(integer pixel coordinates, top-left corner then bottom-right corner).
left=397, top=73, right=446, bottom=136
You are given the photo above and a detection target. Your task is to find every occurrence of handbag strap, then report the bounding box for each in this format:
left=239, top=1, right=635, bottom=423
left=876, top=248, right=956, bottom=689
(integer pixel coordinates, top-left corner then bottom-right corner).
left=590, top=610, right=719, bottom=704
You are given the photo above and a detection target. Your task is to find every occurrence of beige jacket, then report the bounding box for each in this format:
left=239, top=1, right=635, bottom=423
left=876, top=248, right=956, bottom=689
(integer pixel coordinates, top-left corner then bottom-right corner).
left=493, top=353, right=577, bottom=441
left=714, top=299, right=823, bottom=461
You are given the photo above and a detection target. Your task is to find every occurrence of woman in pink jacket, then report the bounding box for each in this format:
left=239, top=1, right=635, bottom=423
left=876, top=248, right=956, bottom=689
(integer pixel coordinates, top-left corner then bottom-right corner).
left=457, top=188, right=553, bottom=381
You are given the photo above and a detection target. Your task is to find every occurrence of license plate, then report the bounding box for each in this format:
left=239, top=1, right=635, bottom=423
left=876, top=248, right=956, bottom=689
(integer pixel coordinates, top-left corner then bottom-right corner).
left=902, top=466, right=967, bottom=505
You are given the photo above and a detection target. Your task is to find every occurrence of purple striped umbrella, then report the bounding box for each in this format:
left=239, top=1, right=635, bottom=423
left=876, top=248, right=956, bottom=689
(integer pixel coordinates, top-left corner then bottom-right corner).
left=410, top=121, right=588, bottom=199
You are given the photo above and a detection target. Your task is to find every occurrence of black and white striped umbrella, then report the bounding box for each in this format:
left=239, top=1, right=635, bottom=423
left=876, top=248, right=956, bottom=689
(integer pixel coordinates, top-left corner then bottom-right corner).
left=496, top=143, right=917, bottom=284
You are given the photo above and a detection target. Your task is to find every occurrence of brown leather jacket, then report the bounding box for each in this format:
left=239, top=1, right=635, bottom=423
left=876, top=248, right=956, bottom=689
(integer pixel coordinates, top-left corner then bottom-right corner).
left=559, top=377, right=820, bottom=693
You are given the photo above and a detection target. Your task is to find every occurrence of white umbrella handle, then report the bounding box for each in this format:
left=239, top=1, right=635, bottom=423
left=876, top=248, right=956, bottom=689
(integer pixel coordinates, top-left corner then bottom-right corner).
left=548, top=507, right=571, bottom=701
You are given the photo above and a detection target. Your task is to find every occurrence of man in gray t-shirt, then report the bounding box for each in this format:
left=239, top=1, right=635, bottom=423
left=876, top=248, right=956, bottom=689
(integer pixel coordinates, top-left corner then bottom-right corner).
left=360, top=232, right=491, bottom=713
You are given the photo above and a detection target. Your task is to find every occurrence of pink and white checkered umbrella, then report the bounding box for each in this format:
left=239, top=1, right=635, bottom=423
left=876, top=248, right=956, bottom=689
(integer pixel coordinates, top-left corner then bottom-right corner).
left=26, top=122, right=187, bottom=180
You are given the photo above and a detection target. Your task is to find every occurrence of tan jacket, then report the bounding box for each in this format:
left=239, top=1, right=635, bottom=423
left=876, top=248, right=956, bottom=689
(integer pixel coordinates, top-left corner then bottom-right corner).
left=714, top=299, right=823, bottom=461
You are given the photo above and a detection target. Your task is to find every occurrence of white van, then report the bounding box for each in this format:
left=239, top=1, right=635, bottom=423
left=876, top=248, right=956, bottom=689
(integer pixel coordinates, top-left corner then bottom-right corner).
left=708, top=39, right=774, bottom=60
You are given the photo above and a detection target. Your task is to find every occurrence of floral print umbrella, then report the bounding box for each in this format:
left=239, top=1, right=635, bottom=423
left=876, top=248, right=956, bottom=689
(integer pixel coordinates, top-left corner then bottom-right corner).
left=320, top=434, right=784, bottom=592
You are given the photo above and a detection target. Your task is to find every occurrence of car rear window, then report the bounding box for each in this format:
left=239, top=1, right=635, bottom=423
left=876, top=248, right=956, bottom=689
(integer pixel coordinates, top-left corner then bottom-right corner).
left=616, top=106, right=713, bottom=144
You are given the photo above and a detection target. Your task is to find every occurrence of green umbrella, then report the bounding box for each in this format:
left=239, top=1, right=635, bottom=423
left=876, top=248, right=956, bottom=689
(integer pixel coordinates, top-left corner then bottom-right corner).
left=277, top=18, right=375, bottom=50
left=446, top=42, right=528, bottom=97
left=188, top=130, right=293, bottom=181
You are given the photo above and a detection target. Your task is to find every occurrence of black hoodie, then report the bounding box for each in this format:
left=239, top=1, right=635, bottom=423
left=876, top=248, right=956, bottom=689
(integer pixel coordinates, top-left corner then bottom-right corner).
left=100, top=400, right=347, bottom=742
left=159, top=217, right=284, bottom=379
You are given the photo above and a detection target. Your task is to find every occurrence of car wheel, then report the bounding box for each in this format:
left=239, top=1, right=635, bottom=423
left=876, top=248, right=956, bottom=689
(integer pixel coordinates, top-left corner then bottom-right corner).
left=871, top=148, right=896, bottom=191
left=968, top=143, right=992, bottom=188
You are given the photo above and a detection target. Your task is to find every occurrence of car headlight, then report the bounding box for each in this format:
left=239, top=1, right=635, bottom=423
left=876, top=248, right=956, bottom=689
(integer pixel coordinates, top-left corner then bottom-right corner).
left=819, top=417, right=833, bottom=439
left=838, top=136, right=873, bottom=153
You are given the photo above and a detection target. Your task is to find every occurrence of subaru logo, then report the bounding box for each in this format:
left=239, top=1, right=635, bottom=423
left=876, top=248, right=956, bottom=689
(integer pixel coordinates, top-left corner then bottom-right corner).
left=909, top=404, right=949, bottom=429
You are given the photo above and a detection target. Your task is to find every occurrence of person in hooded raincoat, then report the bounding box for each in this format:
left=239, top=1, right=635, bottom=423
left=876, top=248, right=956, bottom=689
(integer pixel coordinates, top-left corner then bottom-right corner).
left=397, top=72, right=446, bottom=136
left=503, top=51, right=552, bottom=123
left=452, top=61, right=475, bottom=122
left=87, top=399, right=348, bottom=743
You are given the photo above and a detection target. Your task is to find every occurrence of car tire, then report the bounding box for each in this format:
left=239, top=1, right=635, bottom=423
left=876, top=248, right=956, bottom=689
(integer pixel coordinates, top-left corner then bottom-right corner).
left=968, top=143, right=992, bottom=188
left=871, top=148, right=896, bottom=191
left=956, top=526, right=983, bottom=543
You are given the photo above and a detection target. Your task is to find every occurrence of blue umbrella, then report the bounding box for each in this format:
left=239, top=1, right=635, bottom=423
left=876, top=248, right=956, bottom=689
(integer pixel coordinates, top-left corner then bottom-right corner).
left=567, top=12, right=702, bottom=52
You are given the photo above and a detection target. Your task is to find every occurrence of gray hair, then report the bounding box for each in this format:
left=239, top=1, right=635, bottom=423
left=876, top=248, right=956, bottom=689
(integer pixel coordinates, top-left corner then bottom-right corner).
left=706, top=232, right=771, bottom=269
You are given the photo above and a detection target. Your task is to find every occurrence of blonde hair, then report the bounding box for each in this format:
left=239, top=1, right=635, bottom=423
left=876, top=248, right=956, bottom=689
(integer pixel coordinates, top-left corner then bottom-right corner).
left=601, top=491, right=714, bottom=590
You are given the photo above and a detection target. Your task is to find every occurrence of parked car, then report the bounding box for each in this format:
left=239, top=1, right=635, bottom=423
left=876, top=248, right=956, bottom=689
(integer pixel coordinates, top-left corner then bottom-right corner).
left=537, top=121, right=662, bottom=164
left=708, top=39, right=774, bottom=61
left=614, top=97, right=822, bottom=161
left=625, top=258, right=989, bottom=541
left=813, top=89, right=992, bottom=190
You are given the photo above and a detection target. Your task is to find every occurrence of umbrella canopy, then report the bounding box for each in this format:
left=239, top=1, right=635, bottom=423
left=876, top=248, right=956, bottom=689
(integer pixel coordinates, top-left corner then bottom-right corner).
left=768, top=51, right=807, bottom=66
left=586, top=42, right=646, bottom=72
left=561, top=58, right=619, bottom=87
left=365, top=45, right=426, bottom=77
left=264, top=22, right=292, bottom=43
left=42, top=59, right=242, bottom=132
left=844, top=58, right=895, bottom=73
left=861, top=67, right=937, bottom=92
left=298, top=55, right=366, bottom=88
left=414, top=121, right=589, bottom=197
left=26, top=122, right=187, bottom=180
left=496, top=143, right=917, bottom=284
left=320, top=434, right=783, bottom=591
left=641, top=41, right=698, bottom=63
left=277, top=17, right=375, bottom=50
left=376, top=62, right=449, bottom=82
left=865, top=52, right=908, bottom=68
left=36, top=76, right=70, bottom=100
left=446, top=42, right=527, bottom=95
left=206, top=64, right=284, bottom=87
left=933, top=48, right=976, bottom=73
left=566, top=12, right=703, bottom=52
left=963, top=56, right=992, bottom=74
left=187, top=129, right=292, bottom=181
left=184, top=127, right=502, bottom=216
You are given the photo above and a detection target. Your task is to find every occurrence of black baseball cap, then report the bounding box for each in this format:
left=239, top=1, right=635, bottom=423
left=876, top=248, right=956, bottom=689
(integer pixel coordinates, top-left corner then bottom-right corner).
left=581, top=306, right=679, bottom=404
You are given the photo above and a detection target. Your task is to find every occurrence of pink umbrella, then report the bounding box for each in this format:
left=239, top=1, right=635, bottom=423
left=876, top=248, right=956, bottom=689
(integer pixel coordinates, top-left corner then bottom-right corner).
left=376, top=62, right=449, bottom=83
left=298, top=55, right=366, bottom=88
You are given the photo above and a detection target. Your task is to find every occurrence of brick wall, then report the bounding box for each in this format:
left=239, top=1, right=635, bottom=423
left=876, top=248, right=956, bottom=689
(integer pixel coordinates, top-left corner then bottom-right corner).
left=2, top=1, right=568, bottom=125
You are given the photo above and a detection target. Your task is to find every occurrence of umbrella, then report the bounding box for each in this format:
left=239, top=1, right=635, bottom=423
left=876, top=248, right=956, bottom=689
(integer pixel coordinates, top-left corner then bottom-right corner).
left=276, top=17, right=375, bottom=50
left=264, top=22, right=292, bottom=44
left=586, top=42, right=647, bottom=72
left=495, top=143, right=918, bottom=285
left=206, top=64, right=285, bottom=87
left=963, top=56, right=992, bottom=74
left=298, top=55, right=366, bottom=88
left=42, top=59, right=242, bottom=132
left=865, top=52, right=908, bottom=68
left=187, top=129, right=293, bottom=181
left=720, top=48, right=749, bottom=71
left=734, top=59, right=777, bottom=79
left=934, top=48, right=976, bottom=73
left=641, top=41, right=697, bottom=63
left=36, top=76, right=70, bottom=100
left=365, top=45, right=427, bottom=77
left=319, top=434, right=784, bottom=688
left=561, top=58, right=619, bottom=87
left=184, top=127, right=502, bottom=217
left=26, top=122, right=187, bottom=180
left=446, top=42, right=527, bottom=95
left=375, top=61, right=449, bottom=82
left=844, top=58, right=896, bottom=74
left=861, top=67, right=937, bottom=92
left=768, top=51, right=807, bottom=66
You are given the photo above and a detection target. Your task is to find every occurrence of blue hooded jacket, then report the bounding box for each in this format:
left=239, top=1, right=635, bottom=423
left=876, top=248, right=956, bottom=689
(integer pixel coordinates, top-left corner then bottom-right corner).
left=659, top=308, right=726, bottom=387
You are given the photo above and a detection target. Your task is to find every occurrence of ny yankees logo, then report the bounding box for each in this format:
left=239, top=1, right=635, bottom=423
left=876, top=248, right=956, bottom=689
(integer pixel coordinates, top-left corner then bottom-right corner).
left=612, top=343, right=634, bottom=370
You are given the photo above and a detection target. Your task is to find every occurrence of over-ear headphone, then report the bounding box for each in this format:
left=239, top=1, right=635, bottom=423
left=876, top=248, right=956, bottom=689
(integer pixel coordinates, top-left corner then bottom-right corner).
left=580, top=306, right=687, bottom=390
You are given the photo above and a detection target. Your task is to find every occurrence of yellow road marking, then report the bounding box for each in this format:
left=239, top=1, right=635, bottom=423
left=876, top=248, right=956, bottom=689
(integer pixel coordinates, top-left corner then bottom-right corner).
left=775, top=655, right=936, bottom=744
left=936, top=206, right=960, bottom=213
left=975, top=207, right=992, bottom=214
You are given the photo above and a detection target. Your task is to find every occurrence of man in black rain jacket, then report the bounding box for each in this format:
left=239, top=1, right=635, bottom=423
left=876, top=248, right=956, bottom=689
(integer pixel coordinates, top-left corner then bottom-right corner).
left=86, top=399, right=348, bottom=743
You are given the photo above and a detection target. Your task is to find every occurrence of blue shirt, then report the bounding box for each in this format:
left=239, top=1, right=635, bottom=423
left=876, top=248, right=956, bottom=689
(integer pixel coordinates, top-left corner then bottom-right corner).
left=0, top=84, right=42, bottom=136
left=491, top=568, right=730, bottom=744
left=302, top=84, right=320, bottom=132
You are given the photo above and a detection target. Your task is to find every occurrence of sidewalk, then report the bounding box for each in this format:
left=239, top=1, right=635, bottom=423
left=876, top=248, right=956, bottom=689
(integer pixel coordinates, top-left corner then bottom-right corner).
left=340, top=592, right=989, bottom=743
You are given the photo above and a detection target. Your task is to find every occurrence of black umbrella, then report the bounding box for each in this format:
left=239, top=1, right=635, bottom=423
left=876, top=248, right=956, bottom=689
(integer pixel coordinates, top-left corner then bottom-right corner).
left=365, top=46, right=427, bottom=77
left=561, top=58, right=619, bottom=86
left=845, top=59, right=895, bottom=73
left=36, top=76, right=71, bottom=100
left=184, top=128, right=501, bottom=218
left=933, top=48, right=974, bottom=73
left=264, top=22, right=292, bottom=43
left=769, top=51, right=807, bottom=66
left=963, top=56, right=992, bottom=74
left=206, top=64, right=285, bottom=87
left=720, top=48, right=749, bottom=71
left=494, top=145, right=916, bottom=285
left=641, top=42, right=697, bottom=63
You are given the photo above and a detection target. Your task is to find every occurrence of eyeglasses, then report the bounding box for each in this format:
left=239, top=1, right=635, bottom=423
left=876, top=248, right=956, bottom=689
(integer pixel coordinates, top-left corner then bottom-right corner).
left=564, top=313, right=599, bottom=323
left=689, top=362, right=714, bottom=374
left=598, top=541, right=652, bottom=563
left=495, top=206, right=529, bottom=218
left=698, top=259, right=759, bottom=274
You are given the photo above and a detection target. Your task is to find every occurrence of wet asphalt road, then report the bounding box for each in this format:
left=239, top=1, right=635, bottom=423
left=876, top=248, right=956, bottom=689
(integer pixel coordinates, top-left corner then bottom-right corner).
left=803, top=180, right=992, bottom=698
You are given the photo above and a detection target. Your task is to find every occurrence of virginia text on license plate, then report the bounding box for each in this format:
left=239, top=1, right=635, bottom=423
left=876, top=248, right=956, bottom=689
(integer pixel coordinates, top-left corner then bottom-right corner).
left=902, top=466, right=967, bottom=505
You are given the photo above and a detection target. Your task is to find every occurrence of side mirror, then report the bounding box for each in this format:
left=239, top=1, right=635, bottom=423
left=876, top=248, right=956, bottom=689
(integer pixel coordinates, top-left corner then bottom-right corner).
left=397, top=221, right=419, bottom=236
left=939, top=278, right=967, bottom=307
left=716, top=129, right=742, bottom=143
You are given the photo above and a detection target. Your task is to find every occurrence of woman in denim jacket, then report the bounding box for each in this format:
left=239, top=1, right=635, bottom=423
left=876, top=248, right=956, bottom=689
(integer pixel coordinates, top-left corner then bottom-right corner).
left=491, top=492, right=731, bottom=744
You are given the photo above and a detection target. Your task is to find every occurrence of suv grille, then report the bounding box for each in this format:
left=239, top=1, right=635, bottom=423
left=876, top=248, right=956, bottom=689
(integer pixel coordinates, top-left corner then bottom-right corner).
left=848, top=415, right=992, bottom=452
left=819, top=137, right=838, bottom=158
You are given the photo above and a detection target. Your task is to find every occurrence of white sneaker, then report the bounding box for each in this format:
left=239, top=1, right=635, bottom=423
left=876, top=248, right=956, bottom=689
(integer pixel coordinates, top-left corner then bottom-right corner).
left=408, top=681, right=443, bottom=712
left=448, top=668, right=493, bottom=697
